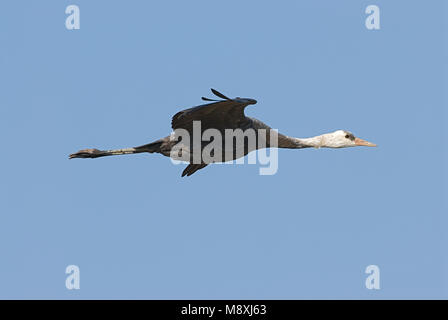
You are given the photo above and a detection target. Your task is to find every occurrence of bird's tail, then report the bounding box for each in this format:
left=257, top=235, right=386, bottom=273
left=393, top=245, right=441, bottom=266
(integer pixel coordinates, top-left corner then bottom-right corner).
left=69, top=140, right=163, bottom=159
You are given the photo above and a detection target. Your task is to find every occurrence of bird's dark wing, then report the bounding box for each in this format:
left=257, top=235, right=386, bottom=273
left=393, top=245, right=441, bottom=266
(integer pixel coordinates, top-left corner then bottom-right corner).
left=181, top=163, right=208, bottom=177
left=171, top=89, right=256, bottom=133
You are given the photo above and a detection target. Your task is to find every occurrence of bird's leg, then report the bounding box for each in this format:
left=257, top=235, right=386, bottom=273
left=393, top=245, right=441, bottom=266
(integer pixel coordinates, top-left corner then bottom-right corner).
left=69, top=147, right=139, bottom=159
left=69, top=139, right=165, bottom=159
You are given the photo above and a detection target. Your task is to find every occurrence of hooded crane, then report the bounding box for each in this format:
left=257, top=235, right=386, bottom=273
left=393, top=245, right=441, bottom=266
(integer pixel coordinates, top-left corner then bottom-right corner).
left=69, top=89, right=376, bottom=176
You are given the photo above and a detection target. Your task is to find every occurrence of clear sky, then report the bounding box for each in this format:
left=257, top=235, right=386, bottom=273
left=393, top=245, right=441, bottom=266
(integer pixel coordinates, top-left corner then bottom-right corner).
left=0, top=0, right=446, bottom=299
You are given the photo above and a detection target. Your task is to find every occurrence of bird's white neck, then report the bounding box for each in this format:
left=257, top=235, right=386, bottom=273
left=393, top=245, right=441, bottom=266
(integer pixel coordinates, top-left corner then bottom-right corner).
left=278, top=133, right=325, bottom=149
left=293, top=135, right=326, bottom=148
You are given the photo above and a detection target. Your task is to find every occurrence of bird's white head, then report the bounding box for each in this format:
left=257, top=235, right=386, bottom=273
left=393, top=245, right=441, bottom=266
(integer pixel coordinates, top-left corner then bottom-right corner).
left=319, top=130, right=377, bottom=148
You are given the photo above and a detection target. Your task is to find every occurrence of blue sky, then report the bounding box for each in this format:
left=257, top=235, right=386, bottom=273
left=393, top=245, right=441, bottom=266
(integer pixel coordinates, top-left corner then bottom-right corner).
left=0, top=0, right=446, bottom=299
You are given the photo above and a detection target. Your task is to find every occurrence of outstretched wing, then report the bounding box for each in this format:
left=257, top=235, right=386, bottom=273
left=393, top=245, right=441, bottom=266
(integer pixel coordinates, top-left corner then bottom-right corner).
left=171, top=89, right=256, bottom=134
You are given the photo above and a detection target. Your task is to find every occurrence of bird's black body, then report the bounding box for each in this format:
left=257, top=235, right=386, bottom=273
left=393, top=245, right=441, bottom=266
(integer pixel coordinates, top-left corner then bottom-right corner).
left=133, top=90, right=276, bottom=176
left=133, top=116, right=274, bottom=176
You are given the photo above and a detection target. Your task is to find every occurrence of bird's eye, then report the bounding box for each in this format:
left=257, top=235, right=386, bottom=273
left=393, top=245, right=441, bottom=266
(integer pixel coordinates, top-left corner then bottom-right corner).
left=345, top=134, right=349, bottom=139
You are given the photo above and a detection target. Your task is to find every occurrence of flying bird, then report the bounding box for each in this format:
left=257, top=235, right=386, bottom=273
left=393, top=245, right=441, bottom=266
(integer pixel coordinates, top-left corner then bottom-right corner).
left=69, top=89, right=376, bottom=176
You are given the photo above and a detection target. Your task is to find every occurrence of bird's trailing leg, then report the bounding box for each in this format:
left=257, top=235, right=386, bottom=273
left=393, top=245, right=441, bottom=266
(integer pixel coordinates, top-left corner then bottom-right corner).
left=69, top=140, right=165, bottom=159
left=69, top=148, right=139, bottom=159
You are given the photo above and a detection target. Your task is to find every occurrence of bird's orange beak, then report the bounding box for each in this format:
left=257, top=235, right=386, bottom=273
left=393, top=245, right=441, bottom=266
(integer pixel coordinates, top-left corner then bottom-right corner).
left=355, top=137, right=377, bottom=147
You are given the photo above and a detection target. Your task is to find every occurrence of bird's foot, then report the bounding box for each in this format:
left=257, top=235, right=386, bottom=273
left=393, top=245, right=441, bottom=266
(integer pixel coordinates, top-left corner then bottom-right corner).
left=69, top=148, right=103, bottom=159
